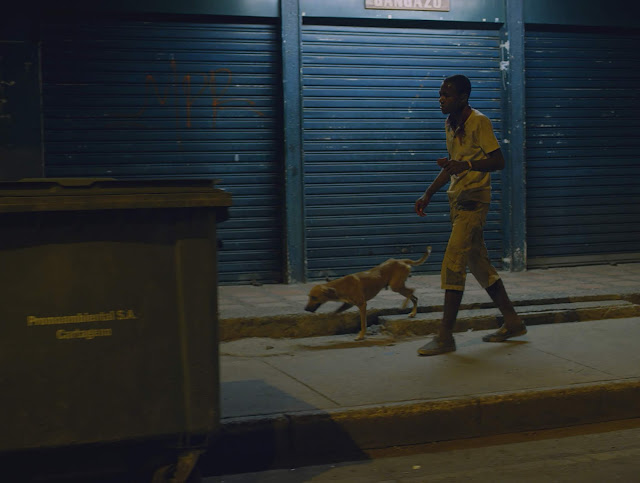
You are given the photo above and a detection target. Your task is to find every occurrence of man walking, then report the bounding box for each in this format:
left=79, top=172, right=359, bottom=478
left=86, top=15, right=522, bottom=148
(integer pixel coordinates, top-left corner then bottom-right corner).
left=414, top=74, right=527, bottom=356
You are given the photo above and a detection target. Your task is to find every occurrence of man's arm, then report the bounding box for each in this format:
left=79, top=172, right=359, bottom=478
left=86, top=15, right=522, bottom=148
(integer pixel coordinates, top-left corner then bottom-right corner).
left=469, top=148, right=505, bottom=172
left=439, top=148, right=505, bottom=176
left=415, top=166, right=450, bottom=217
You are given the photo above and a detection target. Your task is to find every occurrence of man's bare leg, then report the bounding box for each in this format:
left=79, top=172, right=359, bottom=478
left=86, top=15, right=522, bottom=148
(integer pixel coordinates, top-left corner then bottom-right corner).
left=440, top=289, right=463, bottom=340
left=483, top=279, right=527, bottom=342
left=418, top=289, right=462, bottom=356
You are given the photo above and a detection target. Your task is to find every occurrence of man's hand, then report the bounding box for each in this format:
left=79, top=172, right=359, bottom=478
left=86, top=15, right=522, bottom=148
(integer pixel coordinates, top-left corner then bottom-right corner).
left=415, top=161, right=453, bottom=217
left=415, top=193, right=431, bottom=217
left=437, top=157, right=469, bottom=176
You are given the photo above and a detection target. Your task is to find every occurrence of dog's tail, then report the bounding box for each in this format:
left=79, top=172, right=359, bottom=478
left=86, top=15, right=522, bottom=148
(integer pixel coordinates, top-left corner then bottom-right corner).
left=406, top=246, right=432, bottom=266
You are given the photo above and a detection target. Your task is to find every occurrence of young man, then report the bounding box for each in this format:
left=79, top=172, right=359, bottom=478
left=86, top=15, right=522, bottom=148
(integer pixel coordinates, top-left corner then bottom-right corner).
left=414, top=74, right=526, bottom=356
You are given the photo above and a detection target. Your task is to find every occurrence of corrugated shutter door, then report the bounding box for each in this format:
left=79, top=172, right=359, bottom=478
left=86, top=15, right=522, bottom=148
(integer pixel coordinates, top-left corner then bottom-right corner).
left=525, top=30, right=640, bottom=267
left=302, top=24, right=503, bottom=279
left=41, top=19, right=283, bottom=284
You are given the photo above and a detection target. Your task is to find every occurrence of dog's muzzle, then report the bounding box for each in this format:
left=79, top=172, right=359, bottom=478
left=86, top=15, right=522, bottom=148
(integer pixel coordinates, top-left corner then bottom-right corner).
left=305, top=304, right=320, bottom=313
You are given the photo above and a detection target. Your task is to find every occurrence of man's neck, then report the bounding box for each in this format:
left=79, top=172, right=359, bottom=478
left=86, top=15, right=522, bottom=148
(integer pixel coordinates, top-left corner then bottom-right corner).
left=448, top=105, right=472, bottom=129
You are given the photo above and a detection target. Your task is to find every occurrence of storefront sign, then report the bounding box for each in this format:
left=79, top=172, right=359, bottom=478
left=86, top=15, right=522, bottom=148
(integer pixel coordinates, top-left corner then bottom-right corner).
left=365, top=0, right=450, bottom=11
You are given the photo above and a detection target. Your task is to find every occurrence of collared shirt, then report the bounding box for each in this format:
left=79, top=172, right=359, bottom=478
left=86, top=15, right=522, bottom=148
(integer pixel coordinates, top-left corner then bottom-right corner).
left=445, top=108, right=500, bottom=204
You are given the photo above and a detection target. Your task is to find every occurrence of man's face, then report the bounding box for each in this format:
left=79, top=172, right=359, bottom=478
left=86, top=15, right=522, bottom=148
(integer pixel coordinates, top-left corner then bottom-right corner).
left=439, top=82, right=467, bottom=115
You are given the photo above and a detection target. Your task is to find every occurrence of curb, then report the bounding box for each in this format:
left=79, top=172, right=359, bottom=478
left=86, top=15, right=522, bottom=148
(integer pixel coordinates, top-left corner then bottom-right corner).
left=219, top=293, right=640, bottom=342
left=381, top=298, right=640, bottom=337
left=201, top=378, right=640, bottom=475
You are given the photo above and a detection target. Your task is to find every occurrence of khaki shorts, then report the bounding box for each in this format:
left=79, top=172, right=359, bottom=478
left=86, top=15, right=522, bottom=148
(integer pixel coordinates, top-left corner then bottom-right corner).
left=441, top=200, right=501, bottom=291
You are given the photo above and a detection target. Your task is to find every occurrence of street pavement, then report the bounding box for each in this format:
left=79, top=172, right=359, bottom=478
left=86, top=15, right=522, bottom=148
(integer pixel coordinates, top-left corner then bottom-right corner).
left=203, top=420, right=640, bottom=482
left=203, top=262, right=640, bottom=476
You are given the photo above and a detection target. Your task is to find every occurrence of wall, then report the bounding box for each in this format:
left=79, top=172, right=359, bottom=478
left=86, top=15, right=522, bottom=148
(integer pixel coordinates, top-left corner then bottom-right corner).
left=1, top=0, right=638, bottom=282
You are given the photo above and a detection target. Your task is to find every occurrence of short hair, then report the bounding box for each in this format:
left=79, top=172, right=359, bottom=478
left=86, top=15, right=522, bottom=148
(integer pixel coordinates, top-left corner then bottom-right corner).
left=444, top=74, right=471, bottom=98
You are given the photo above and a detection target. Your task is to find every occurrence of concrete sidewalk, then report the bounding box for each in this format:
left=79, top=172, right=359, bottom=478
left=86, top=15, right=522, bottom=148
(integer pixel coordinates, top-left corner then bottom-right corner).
left=218, top=263, right=640, bottom=340
left=204, top=263, right=640, bottom=475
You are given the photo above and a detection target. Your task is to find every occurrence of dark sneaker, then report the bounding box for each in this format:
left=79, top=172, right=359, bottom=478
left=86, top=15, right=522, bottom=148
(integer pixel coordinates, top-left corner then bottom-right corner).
left=482, top=323, right=527, bottom=342
left=417, top=336, right=456, bottom=356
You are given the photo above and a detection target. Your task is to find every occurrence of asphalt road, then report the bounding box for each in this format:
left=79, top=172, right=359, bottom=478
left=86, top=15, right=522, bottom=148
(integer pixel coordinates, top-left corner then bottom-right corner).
left=204, top=418, right=640, bottom=483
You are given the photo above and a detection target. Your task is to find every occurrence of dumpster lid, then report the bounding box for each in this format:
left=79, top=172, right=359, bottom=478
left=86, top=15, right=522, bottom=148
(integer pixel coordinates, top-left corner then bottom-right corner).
left=0, top=178, right=232, bottom=213
left=8, top=177, right=217, bottom=190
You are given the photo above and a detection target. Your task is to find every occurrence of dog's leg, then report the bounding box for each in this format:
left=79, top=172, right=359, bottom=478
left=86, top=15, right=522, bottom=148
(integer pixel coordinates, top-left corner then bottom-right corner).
left=355, top=304, right=367, bottom=340
left=334, top=302, right=354, bottom=314
left=387, top=264, right=419, bottom=317
left=407, top=294, right=419, bottom=317
left=395, top=286, right=419, bottom=317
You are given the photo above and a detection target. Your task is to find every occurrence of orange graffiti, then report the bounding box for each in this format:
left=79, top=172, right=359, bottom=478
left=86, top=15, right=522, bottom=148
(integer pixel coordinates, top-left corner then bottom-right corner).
left=107, top=59, right=265, bottom=130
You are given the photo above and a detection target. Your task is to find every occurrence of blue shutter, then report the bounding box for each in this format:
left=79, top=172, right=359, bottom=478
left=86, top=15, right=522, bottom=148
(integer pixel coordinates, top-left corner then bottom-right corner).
left=525, top=30, right=640, bottom=266
left=302, top=24, right=503, bottom=279
left=41, top=19, right=284, bottom=284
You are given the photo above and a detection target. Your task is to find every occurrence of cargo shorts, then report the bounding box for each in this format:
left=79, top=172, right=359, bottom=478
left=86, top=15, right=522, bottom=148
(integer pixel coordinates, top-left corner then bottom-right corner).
left=441, top=200, right=501, bottom=291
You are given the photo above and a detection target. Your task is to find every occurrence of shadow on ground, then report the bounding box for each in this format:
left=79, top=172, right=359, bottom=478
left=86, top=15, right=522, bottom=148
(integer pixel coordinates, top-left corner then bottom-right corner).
left=200, top=380, right=370, bottom=476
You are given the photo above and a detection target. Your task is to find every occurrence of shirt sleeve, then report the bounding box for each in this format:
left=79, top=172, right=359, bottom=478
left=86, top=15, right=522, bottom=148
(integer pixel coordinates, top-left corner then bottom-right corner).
left=475, top=115, right=500, bottom=155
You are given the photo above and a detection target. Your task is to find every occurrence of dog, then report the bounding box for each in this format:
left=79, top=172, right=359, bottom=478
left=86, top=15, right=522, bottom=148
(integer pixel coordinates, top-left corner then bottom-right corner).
left=304, top=247, right=432, bottom=340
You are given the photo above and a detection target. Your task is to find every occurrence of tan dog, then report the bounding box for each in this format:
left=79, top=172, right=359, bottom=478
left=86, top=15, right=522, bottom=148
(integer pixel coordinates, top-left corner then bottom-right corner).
left=304, top=247, right=432, bottom=340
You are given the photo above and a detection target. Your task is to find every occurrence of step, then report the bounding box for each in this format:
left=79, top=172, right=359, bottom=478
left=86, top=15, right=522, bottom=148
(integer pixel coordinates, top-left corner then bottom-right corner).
left=219, top=296, right=640, bottom=342
left=381, top=299, right=640, bottom=337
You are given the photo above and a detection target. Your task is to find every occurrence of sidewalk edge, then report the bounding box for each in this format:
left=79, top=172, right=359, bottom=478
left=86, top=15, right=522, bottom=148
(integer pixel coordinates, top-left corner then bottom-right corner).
left=202, top=378, right=640, bottom=474
left=220, top=293, right=640, bottom=341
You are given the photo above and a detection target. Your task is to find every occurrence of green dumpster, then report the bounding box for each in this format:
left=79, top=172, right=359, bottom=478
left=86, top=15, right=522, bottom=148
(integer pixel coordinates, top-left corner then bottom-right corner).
left=0, top=178, right=231, bottom=481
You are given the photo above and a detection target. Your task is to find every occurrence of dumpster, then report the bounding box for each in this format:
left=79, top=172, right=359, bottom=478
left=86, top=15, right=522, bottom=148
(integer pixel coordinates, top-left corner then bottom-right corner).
left=0, top=178, right=231, bottom=482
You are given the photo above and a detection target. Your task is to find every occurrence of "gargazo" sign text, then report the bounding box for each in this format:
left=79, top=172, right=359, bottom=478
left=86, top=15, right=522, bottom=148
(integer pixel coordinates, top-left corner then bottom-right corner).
left=365, top=0, right=450, bottom=11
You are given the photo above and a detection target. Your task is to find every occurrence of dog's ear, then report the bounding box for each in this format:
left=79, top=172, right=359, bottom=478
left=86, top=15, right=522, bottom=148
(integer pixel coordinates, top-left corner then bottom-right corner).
left=321, top=286, right=338, bottom=299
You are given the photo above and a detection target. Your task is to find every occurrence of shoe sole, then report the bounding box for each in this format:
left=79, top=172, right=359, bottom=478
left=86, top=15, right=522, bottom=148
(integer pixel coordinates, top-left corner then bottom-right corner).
left=417, top=346, right=456, bottom=356
left=482, top=327, right=527, bottom=343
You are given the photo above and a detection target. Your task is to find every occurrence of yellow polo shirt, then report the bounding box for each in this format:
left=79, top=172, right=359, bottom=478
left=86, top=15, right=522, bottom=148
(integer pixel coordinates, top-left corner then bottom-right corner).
left=445, top=108, right=500, bottom=204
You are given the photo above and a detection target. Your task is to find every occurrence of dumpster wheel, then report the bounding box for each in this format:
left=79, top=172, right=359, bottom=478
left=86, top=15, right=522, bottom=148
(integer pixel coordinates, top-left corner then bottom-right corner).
left=151, top=450, right=202, bottom=483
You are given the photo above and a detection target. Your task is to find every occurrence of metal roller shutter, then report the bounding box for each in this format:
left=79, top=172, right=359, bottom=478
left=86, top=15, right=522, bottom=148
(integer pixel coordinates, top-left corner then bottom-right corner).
left=302, top=24, right=503, bottom=280
left=41, top=18, right=283, bottom=284
left=525, top=29, right=640, bottom=267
